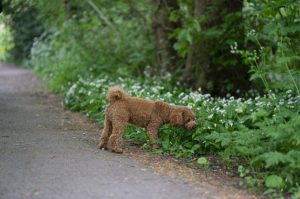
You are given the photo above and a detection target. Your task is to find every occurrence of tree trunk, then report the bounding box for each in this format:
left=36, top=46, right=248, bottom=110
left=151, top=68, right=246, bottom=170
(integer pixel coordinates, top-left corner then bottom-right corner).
left=181, top=0, right=210, bottom=89
left=181, top=0, right=244, bottom=94
left=151, top=0, right=179, bottom=73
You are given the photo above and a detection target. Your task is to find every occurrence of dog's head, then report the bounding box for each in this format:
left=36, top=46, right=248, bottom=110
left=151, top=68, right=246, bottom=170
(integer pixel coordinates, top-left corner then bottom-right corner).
left=169, top=107, right=196, bottom=130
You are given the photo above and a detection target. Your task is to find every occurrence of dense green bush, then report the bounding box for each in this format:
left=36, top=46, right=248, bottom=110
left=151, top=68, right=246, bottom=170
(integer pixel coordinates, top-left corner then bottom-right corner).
left=30, top=6, right=153, bottom=92
left=241, top=0, right=300, bottom=93
left=0, top=14, right=13, bottom=60
left=2, top=0, right=44, bottom=64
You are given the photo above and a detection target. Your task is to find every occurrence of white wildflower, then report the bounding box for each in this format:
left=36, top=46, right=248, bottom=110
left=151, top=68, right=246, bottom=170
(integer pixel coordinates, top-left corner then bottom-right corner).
left=235, top=106, right=243, bottom=113
left=218, top=109, right=225, bottom=115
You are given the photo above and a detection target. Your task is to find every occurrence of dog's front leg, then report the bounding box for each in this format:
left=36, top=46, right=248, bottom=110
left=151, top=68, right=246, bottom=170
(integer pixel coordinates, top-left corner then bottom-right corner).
left=147, top=123, right=161, bottom=149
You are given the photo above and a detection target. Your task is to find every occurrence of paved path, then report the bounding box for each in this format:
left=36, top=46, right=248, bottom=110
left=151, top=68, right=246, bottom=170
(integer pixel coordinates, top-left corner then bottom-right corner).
left=0, top=63, right=202, bottom=199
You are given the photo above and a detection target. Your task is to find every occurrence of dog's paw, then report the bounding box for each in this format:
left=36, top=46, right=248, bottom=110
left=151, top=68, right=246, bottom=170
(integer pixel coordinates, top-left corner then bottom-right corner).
left=112, top=147, right=123, bottom=153
left=98, top=142, right=107, bottom=150
left=99, top=146, right=108, bottom=150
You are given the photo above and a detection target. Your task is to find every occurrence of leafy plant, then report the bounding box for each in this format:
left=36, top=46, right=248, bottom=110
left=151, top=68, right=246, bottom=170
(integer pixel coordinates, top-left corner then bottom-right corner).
left=0, top=14, right=14, bottom=61
left=197, top=157, right=210, bottom=170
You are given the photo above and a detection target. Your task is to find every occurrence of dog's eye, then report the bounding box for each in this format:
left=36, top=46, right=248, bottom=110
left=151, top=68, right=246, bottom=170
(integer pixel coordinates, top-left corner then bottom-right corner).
left=186, top=118, right=191, bottom=123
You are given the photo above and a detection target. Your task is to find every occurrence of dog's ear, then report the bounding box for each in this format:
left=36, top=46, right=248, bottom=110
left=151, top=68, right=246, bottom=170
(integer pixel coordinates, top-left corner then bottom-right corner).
left=182, top=108, right=191, bottom=122
left=182, top=108, right=196, bottom=121
left=169, top=110, right=184, bottom=127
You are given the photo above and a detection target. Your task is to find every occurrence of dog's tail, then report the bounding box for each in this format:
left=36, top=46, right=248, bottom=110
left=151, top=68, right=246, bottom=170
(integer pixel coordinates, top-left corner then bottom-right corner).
left=107, top=86, right=128, bottom=103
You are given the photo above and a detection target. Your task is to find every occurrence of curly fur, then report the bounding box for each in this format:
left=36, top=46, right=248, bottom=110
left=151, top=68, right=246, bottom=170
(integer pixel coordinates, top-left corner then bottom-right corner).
left=107, top=86, right=128, bottom=103
left=98, top=87, right=196, bottom=153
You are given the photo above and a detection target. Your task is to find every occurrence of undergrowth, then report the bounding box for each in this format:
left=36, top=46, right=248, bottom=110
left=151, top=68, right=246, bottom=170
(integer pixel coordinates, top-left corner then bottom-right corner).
left=29, top=33, right=300, bottom=196
left=59, top=73, right=300, bottom=198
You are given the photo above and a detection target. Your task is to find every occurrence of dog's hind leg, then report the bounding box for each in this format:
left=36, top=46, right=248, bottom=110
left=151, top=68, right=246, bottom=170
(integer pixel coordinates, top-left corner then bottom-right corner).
left=98, top=115, right=112, bottom=149
left=109, top=121, right=127, bottom=153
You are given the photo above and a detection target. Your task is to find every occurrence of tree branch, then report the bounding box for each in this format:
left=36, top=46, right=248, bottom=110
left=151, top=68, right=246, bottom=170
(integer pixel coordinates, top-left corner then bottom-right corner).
left=86, top=0, right=113, bottom=28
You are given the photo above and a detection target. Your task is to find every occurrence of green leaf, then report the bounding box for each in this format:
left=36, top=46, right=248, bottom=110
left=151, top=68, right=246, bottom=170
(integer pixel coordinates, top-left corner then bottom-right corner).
left=263, top=22, right=278, bottom=35
left=197, top=157, right=208, bottom=165
left=177, top=29, right=192, bottom=44
left=281, top=24, right=300, bottom=35
left=261, top=151, right=289, bottom=168
left=191, top=144, right=201, bottom=151
left=291, top=187, right=300, bottom=199
left=161, top=134, right=170, bottom=149
left=169, top=11, right=179, bottom=22
left=265, top=175, right=284, bottom=189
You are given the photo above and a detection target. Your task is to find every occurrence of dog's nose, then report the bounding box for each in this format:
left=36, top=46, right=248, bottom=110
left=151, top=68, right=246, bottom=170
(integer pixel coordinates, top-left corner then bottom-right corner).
left=187, top=121, right=197, bottom=130
left=192, top=123, right=197, bottom=129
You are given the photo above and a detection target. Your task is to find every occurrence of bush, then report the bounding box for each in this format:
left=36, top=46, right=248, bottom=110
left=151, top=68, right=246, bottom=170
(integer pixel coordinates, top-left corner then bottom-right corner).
left=29, top=5, right=154, bottom=92
left=0, top=14, right=14, bottom=61
left=2, top=0, right=44, bottom=64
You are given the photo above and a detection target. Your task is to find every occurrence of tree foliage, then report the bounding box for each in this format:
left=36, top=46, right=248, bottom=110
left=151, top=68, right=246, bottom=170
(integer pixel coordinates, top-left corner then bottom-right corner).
left=2, top=0, right=44, bottom=63
left=2, top=0, right=300, bottom=94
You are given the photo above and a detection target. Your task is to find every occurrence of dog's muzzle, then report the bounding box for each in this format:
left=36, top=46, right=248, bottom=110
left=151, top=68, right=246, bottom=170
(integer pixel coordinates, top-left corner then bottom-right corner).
left=186, top=121, right=196, bottom=130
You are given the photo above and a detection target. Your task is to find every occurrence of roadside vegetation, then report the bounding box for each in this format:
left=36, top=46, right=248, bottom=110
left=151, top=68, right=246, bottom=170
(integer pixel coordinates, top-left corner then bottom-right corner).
left=1, top=0, right=300, bottom=197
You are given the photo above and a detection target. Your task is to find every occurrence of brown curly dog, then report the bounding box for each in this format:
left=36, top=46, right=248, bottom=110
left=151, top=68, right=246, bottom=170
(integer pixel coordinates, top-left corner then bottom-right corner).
left=98, top=86, right=196, bottom=153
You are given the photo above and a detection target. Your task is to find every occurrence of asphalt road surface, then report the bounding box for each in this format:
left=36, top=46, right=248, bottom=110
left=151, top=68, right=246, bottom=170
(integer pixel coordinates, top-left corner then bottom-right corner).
left=0, top=63, right=204, bottom=199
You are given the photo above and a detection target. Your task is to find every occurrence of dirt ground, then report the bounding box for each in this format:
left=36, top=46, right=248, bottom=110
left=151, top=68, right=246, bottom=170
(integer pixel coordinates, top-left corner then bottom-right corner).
left=0, top=63, right=262, bottom=199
